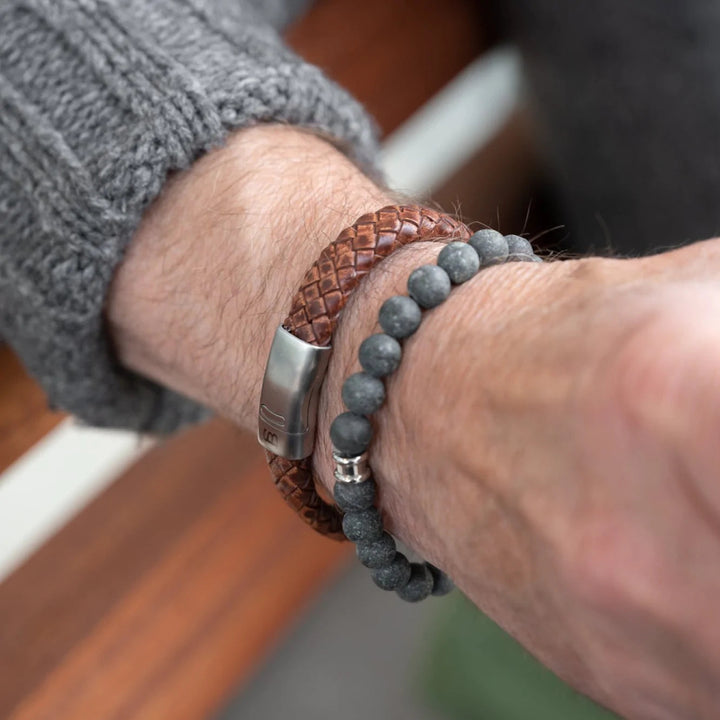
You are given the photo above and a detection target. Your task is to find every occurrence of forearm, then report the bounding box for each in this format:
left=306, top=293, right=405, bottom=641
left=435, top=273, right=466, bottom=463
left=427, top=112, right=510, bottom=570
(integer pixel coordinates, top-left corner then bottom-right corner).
left=107, top=126, right=391, bottom=431
left=107, top=121, right=546, bottom=555
left=107, top=122, right=500, bottom=548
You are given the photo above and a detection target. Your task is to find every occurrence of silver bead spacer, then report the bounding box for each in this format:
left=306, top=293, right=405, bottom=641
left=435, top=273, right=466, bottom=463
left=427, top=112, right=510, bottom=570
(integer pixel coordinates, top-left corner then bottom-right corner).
left=333, top=451, right=371, bottom=484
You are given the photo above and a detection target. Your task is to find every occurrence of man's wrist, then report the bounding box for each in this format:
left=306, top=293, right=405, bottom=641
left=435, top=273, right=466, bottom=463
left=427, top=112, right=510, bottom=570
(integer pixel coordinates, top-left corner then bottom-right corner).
left=313, top=242, right=446, bottom=487
left=107, top=125, right=392, bottom=431
left=314, top=244, right=528, bottom=529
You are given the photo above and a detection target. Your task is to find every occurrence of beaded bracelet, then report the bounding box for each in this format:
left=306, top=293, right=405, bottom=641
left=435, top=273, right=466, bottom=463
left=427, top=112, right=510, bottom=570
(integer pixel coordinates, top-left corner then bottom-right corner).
left=329, top=229, right=543, bottom=602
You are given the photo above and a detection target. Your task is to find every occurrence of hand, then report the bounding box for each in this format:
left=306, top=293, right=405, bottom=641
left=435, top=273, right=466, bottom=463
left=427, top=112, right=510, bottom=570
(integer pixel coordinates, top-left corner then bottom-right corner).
left=316, top=241, right=720, bottom=720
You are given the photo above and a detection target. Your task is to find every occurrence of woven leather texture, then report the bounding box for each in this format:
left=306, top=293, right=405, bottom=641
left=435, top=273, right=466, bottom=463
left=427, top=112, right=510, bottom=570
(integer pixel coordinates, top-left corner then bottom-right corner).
left=267, top=205, right=471, bottom=538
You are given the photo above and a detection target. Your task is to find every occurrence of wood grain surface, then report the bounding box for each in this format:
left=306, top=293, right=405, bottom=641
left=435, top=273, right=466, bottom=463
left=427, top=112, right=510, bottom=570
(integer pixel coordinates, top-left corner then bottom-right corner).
left=0, top=421, right=350, bottom=720
left=287, top=0, right=490, bottom=135
left=0, top=346, right=64, bottom=474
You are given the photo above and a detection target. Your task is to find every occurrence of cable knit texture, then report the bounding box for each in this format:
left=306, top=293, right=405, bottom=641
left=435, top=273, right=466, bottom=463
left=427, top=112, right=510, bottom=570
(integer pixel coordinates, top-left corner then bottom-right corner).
left=0, top=0, right=378, bottom=432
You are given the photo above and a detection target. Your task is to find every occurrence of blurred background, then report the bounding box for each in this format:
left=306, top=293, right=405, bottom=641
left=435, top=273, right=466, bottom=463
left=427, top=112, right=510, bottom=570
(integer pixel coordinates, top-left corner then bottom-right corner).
left=0, top=1, right=616, bottom=718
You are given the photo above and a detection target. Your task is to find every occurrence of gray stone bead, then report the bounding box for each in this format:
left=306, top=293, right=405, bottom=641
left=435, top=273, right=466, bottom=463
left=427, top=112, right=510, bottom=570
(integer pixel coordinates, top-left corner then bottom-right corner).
left=333, top=477, right=377, bottom=512
left=407, top=264, right=451, bottom=309
left=342, top=372, right=385, bottom=415
left=358, top=333, right=402, bottom=378
left=378, top=295, right=422, bottom=339
left=356, top=532, right=396, bottom=569
left=468, top=229, right=508, bottom=266
left=371, top=552, right=412, bottom=591
left=330, top=411, right=372, bottom=457
left=505, top=234, right=535, bottom=261
left=437, top=241, right=480, bottom=284
left=396, top=562, right=434, bottom=603
left=428, top=564, right=455, bottom=596
left=342, top=507, right=383, bottom=543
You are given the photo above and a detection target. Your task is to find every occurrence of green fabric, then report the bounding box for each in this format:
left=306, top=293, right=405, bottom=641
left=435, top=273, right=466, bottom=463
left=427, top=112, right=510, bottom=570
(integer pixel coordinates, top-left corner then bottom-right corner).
left=417, top=594, right=621, bottom=720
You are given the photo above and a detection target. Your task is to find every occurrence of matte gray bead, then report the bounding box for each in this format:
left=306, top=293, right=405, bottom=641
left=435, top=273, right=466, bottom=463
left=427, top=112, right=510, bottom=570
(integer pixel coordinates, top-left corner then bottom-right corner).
left=342, top=507, right=383, bottom=543
left=428, top=564, right=455, bottom=596
left=468, top=229, right=508, bottom=266
left=333, top=476, right=377, bottom=512
left=330, top=412, right=372, bottom=457
left=396, top=562, right=434, bottom=603
left=342, top=372, right=385, bottom=415
left=407, top=264, right=451, bottom=309
left=356, top=532, right=396, bottom=569
left=437, top=241, right=480, bottom=284
left=358, top=333, right=402, bottom=378
left=371, top=552, right=412, bottom=591
left=505, top=234, right=535, bottom=261
left=378, top=295, right=422, bottom=339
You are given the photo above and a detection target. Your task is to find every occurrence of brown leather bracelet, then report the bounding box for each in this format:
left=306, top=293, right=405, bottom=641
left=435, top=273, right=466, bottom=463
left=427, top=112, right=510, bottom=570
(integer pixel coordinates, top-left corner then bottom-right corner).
left=263, top=205, right=471, bottom=539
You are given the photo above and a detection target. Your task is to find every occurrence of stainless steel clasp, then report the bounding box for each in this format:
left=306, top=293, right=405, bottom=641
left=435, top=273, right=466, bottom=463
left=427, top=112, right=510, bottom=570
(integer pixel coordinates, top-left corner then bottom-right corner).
left=257, top=327, right=332, bottom=460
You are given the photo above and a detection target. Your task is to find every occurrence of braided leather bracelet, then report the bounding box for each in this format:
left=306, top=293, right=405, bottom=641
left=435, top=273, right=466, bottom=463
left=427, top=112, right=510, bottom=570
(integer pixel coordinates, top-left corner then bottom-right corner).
left=258, top=205, right=470, bottom=540
left=330, top=229, right=542, bottom=601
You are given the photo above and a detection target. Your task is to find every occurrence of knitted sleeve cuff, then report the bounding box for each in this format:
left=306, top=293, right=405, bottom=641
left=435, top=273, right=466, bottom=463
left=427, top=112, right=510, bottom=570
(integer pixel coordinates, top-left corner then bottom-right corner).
left=0, top=0, right=379, bottom=433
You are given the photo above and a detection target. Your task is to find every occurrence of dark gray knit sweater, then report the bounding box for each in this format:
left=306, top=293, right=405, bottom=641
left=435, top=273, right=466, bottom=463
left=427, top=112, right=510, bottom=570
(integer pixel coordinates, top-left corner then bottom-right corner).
left=0, top=0, right=377, bottom=432
left=3, top=0, right=720, bottom=432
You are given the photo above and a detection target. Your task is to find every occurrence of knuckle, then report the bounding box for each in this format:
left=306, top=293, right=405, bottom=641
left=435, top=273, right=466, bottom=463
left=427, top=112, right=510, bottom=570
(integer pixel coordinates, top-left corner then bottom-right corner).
left=609, top=318, right=687, bottom=429
left=562, top=515, right=668, bottom=618
left=599, top=288, right=720, bottom=438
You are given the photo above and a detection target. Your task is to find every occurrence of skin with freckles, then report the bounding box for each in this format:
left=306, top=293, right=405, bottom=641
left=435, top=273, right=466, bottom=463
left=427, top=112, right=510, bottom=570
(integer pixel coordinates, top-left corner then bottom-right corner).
left=109, top=126, right=720, bottom=720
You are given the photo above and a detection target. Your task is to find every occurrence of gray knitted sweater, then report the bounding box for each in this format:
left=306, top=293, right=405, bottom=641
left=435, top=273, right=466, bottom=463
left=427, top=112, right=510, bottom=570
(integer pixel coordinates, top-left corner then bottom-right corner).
left=0, top=0, right=377, bottom=432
